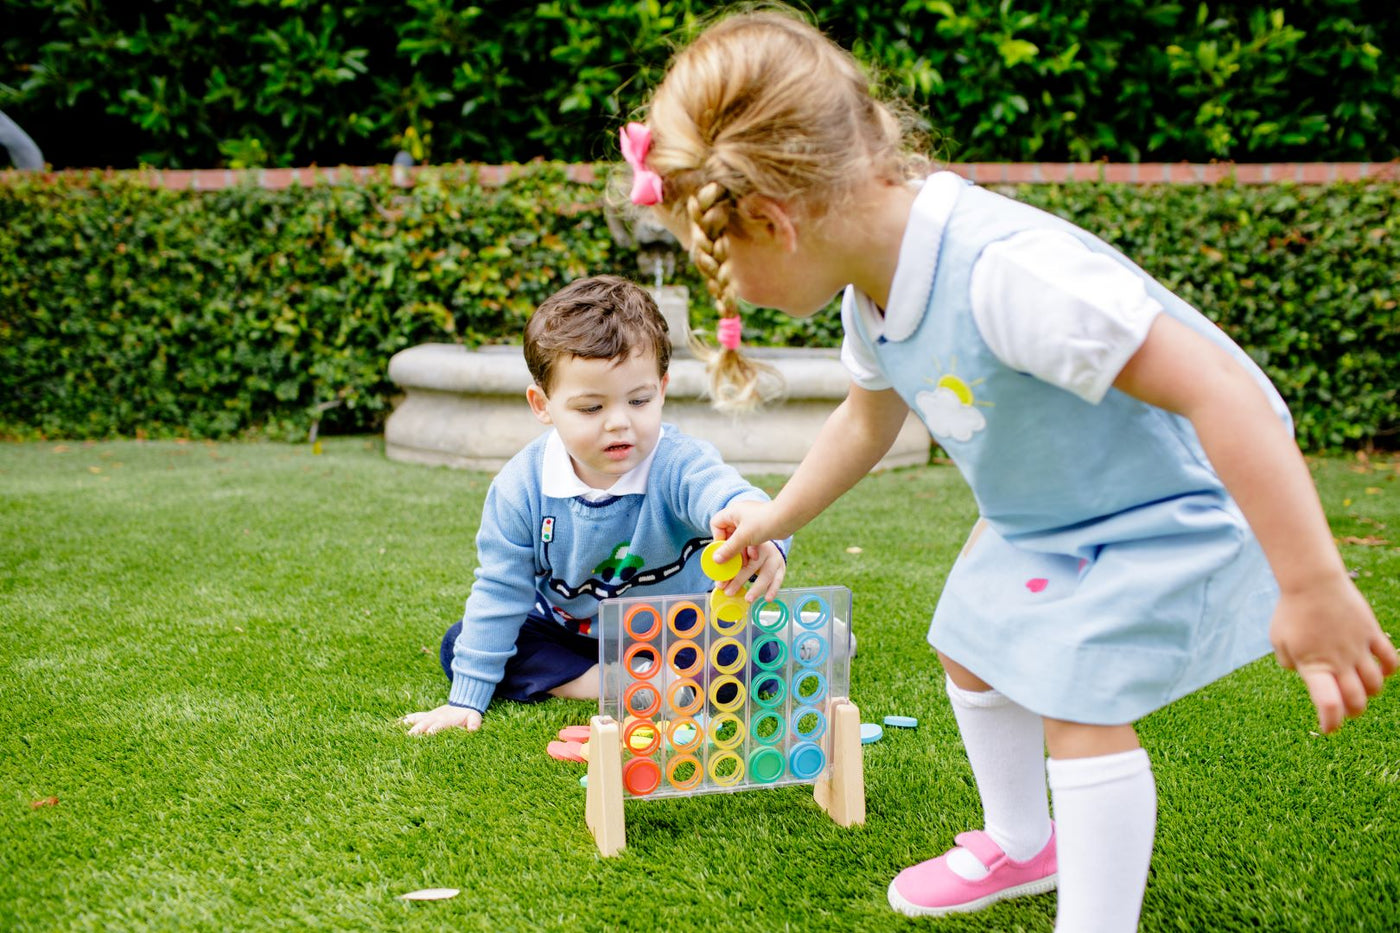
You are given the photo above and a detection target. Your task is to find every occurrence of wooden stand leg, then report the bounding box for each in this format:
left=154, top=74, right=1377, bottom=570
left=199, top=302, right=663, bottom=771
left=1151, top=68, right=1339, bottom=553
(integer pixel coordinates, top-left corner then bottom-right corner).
left=585, top=714, right=626, bottom=856
left=814, top=697, right=865, bottom=827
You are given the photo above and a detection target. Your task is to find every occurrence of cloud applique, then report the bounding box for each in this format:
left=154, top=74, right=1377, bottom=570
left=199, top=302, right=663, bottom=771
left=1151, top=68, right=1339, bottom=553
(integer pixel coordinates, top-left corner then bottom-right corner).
left=916, top=385, right=987, bottom=442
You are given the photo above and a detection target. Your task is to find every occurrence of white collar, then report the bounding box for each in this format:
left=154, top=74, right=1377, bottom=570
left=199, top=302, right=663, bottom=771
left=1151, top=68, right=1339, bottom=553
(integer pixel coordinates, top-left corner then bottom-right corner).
left=540, top=427, right=660, bottom=501
left=850, top=170, right=966, bottom=343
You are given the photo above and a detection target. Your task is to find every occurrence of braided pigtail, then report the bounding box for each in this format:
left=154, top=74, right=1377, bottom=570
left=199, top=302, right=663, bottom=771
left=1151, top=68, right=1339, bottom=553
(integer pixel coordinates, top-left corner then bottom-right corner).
left=639, top=10, right=925, bottom=410
left=685, top=182, right=779, bottom=411
left=686, top=182, right=736, bottom=322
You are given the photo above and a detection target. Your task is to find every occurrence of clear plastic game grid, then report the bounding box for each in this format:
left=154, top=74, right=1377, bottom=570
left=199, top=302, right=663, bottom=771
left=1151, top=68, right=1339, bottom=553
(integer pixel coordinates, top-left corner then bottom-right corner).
left=597, top=585, right=853, bottom=799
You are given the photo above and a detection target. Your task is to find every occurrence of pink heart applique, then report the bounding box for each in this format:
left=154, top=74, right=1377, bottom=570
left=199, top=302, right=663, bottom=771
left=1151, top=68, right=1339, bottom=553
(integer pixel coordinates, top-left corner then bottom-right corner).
left=1026, top=578, right=1049, bottom=593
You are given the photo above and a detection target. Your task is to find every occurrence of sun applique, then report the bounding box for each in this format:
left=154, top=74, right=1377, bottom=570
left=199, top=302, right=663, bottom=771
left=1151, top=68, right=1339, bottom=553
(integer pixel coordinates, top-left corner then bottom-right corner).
left=915, top=356, right=991, bottom=442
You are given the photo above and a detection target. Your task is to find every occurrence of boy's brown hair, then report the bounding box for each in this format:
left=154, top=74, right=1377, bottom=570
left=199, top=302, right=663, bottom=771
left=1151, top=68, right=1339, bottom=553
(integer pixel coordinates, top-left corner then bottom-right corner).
left=524, top=275, right=672, bottom=395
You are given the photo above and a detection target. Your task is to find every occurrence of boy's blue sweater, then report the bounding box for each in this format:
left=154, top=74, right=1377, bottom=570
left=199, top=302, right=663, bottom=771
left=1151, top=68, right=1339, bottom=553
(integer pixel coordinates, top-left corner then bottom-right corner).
left=449, top=424, right=782, bottom=712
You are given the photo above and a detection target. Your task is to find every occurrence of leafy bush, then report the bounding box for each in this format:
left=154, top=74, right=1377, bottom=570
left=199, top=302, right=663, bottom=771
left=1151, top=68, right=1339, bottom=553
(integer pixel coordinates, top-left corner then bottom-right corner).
left=1, top=166, right=1395, bottom=449
left=2, top=1, right=1397, bottom=168
left=0, top=0, right=701, bottom=169
left=842, top=0, right=1400, bottom=162
left=0, top=165, right=625, bottom=439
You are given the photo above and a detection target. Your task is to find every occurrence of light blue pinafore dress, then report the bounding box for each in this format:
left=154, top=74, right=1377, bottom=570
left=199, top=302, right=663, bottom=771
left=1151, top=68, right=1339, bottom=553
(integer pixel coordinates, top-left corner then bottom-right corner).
left=848, top=175, right=1286, bottom=724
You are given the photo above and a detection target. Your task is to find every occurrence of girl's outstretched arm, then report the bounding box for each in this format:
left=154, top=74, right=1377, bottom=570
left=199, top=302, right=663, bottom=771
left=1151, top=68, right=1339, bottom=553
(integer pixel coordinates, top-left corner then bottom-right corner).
left=709, top=384, right=910, bottom=565
left=1114, top=315, right=1399, bottom=732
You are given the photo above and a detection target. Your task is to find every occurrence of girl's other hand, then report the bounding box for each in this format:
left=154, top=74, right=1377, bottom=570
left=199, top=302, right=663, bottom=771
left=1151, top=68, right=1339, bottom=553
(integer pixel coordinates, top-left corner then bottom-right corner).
left=402, top=704, right=483, bottom=736
left=1270, top=575, right=1398, bottom=733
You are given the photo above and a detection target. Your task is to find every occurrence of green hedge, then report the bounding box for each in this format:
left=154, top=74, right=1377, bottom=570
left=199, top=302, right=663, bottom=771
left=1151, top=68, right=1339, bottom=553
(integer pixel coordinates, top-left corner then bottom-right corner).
left=0, top=165, right=626, bottom=439
left=1, top=164, right=1396, bottom=450
left=3, top=1, right=1397, bottom=168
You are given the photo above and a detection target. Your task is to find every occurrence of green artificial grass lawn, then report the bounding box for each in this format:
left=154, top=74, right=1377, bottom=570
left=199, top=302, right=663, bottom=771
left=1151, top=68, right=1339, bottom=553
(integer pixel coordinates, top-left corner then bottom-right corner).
left=2, top=438, right=1398, bottom=932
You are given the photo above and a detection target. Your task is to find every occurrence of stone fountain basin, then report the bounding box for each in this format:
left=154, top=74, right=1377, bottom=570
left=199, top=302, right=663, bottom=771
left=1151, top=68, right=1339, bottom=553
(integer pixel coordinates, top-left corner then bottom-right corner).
left=384, top=342, right=931, bottom=475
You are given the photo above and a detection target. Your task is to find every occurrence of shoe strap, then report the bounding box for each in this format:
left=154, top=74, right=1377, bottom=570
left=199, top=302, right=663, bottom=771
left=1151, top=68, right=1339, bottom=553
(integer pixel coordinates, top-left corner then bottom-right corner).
left=952, top=830, right=1007, bottom=870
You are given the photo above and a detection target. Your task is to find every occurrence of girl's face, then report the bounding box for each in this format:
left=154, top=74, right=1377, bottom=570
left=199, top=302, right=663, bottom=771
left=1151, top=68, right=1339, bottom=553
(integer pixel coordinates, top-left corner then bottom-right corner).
left=723, top=219, right=844, bottom=319
left=526, top=349, right=668, bottom=490
left=655, top=201, right=844, bottom=319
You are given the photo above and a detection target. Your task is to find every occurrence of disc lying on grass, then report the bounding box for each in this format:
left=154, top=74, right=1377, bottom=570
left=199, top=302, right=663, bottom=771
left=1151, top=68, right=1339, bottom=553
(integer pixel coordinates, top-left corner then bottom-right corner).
left=400, top=888, right=460, bottom=901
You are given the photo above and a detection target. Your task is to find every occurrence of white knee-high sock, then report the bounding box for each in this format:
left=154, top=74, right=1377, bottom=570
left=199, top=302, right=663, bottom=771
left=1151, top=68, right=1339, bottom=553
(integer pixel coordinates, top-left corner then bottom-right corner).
left=945, top=677, right=1052, bottom=878
left=1048, top=748, right=1156, bottom=933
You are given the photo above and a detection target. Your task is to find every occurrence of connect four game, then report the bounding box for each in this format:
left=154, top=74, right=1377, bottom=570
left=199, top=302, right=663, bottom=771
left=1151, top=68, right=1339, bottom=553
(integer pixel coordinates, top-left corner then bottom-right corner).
left=583, top=543, right=865, bottom=855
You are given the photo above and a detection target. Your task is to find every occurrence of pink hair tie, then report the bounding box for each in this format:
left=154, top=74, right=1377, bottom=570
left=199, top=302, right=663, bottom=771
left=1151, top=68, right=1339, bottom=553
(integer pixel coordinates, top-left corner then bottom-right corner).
left=620, top=122, right=664, bottom=206
left=717, top=315, right=743, bottom=351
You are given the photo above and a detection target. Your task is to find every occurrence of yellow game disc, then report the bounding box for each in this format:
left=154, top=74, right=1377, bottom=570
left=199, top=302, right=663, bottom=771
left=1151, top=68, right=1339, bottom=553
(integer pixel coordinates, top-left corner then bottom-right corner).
left=700, top=541, right=742, bottom=581
left=708, top=587, right=748, bottom=635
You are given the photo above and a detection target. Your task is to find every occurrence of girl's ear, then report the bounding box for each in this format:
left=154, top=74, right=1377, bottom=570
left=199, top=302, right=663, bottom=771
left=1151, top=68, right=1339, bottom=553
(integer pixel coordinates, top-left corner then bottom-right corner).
left=738, top=195, right=798, bottom=252
left=526, top=384, right=553, bottom=425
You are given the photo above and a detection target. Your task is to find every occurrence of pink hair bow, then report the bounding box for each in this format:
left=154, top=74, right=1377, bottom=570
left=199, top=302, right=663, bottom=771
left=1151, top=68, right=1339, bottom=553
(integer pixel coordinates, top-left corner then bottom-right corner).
left=620, top=122, right=664, bottom=206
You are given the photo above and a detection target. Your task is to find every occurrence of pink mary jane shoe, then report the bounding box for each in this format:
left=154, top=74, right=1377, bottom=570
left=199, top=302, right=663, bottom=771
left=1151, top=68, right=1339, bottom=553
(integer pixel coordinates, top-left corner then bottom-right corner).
left=888, top=825, right=1058, bottom=917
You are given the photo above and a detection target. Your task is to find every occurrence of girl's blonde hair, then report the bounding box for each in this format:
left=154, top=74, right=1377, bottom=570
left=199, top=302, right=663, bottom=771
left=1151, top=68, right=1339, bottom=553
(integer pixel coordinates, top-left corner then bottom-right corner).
left=634, top=6, right=929, bottom=410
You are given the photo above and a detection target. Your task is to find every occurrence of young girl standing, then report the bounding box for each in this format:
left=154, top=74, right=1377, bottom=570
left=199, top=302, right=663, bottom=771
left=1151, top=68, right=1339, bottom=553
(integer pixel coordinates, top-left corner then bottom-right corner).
left=620, top=9, right=1397, bottom=932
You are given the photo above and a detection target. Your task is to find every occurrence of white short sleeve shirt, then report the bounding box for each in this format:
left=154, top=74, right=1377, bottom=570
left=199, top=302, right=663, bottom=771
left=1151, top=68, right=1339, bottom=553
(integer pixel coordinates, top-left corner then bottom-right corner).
left=841, top=180, right=1163, bottom=404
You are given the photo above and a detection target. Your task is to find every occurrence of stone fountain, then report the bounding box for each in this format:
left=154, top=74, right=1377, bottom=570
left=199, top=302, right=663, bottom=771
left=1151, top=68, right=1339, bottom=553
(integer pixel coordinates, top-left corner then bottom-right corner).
left=383, top=212, right=930, bottom=475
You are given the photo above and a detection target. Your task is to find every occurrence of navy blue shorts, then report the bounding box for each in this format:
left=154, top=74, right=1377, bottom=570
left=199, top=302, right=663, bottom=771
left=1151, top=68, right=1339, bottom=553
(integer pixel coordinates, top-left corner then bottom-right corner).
left=440, top=616, right=599, bottom=703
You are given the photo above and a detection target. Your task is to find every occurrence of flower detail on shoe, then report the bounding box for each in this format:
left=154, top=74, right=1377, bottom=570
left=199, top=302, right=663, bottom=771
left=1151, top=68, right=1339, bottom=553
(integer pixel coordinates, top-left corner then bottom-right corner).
left=887, top=825, right=1058, bottom=917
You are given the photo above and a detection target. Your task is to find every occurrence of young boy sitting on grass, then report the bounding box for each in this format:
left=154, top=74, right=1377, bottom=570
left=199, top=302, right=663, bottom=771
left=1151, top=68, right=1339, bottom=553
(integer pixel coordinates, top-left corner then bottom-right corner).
left=403, top=275, right=788, bottom=734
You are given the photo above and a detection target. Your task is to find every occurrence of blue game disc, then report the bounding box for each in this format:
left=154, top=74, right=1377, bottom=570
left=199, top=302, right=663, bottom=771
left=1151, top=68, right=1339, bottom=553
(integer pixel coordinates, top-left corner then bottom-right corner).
left=883, top=715, right=918, bottom=729
left=860, top=722, right=883, bottom=744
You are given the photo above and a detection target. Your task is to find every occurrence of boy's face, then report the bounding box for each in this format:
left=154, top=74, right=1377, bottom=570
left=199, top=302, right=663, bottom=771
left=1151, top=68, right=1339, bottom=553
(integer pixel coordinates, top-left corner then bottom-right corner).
left=526, top=349, right=668, bottom=490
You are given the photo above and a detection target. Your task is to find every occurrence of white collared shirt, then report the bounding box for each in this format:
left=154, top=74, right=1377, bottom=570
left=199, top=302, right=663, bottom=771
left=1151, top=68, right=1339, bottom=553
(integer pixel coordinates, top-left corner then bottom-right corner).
left=841, top=172, right=1161, bottom=405
left=539, top=428, right=660, bottom=502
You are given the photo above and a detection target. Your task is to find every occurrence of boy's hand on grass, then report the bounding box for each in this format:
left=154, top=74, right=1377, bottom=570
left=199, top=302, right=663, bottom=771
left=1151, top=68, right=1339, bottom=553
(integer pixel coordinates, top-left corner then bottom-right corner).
left=1270, top=575, right=1398, bottom=734
left=403, top=704, right=482, bottom=736
left=726, top=539, right=786, bottom=603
